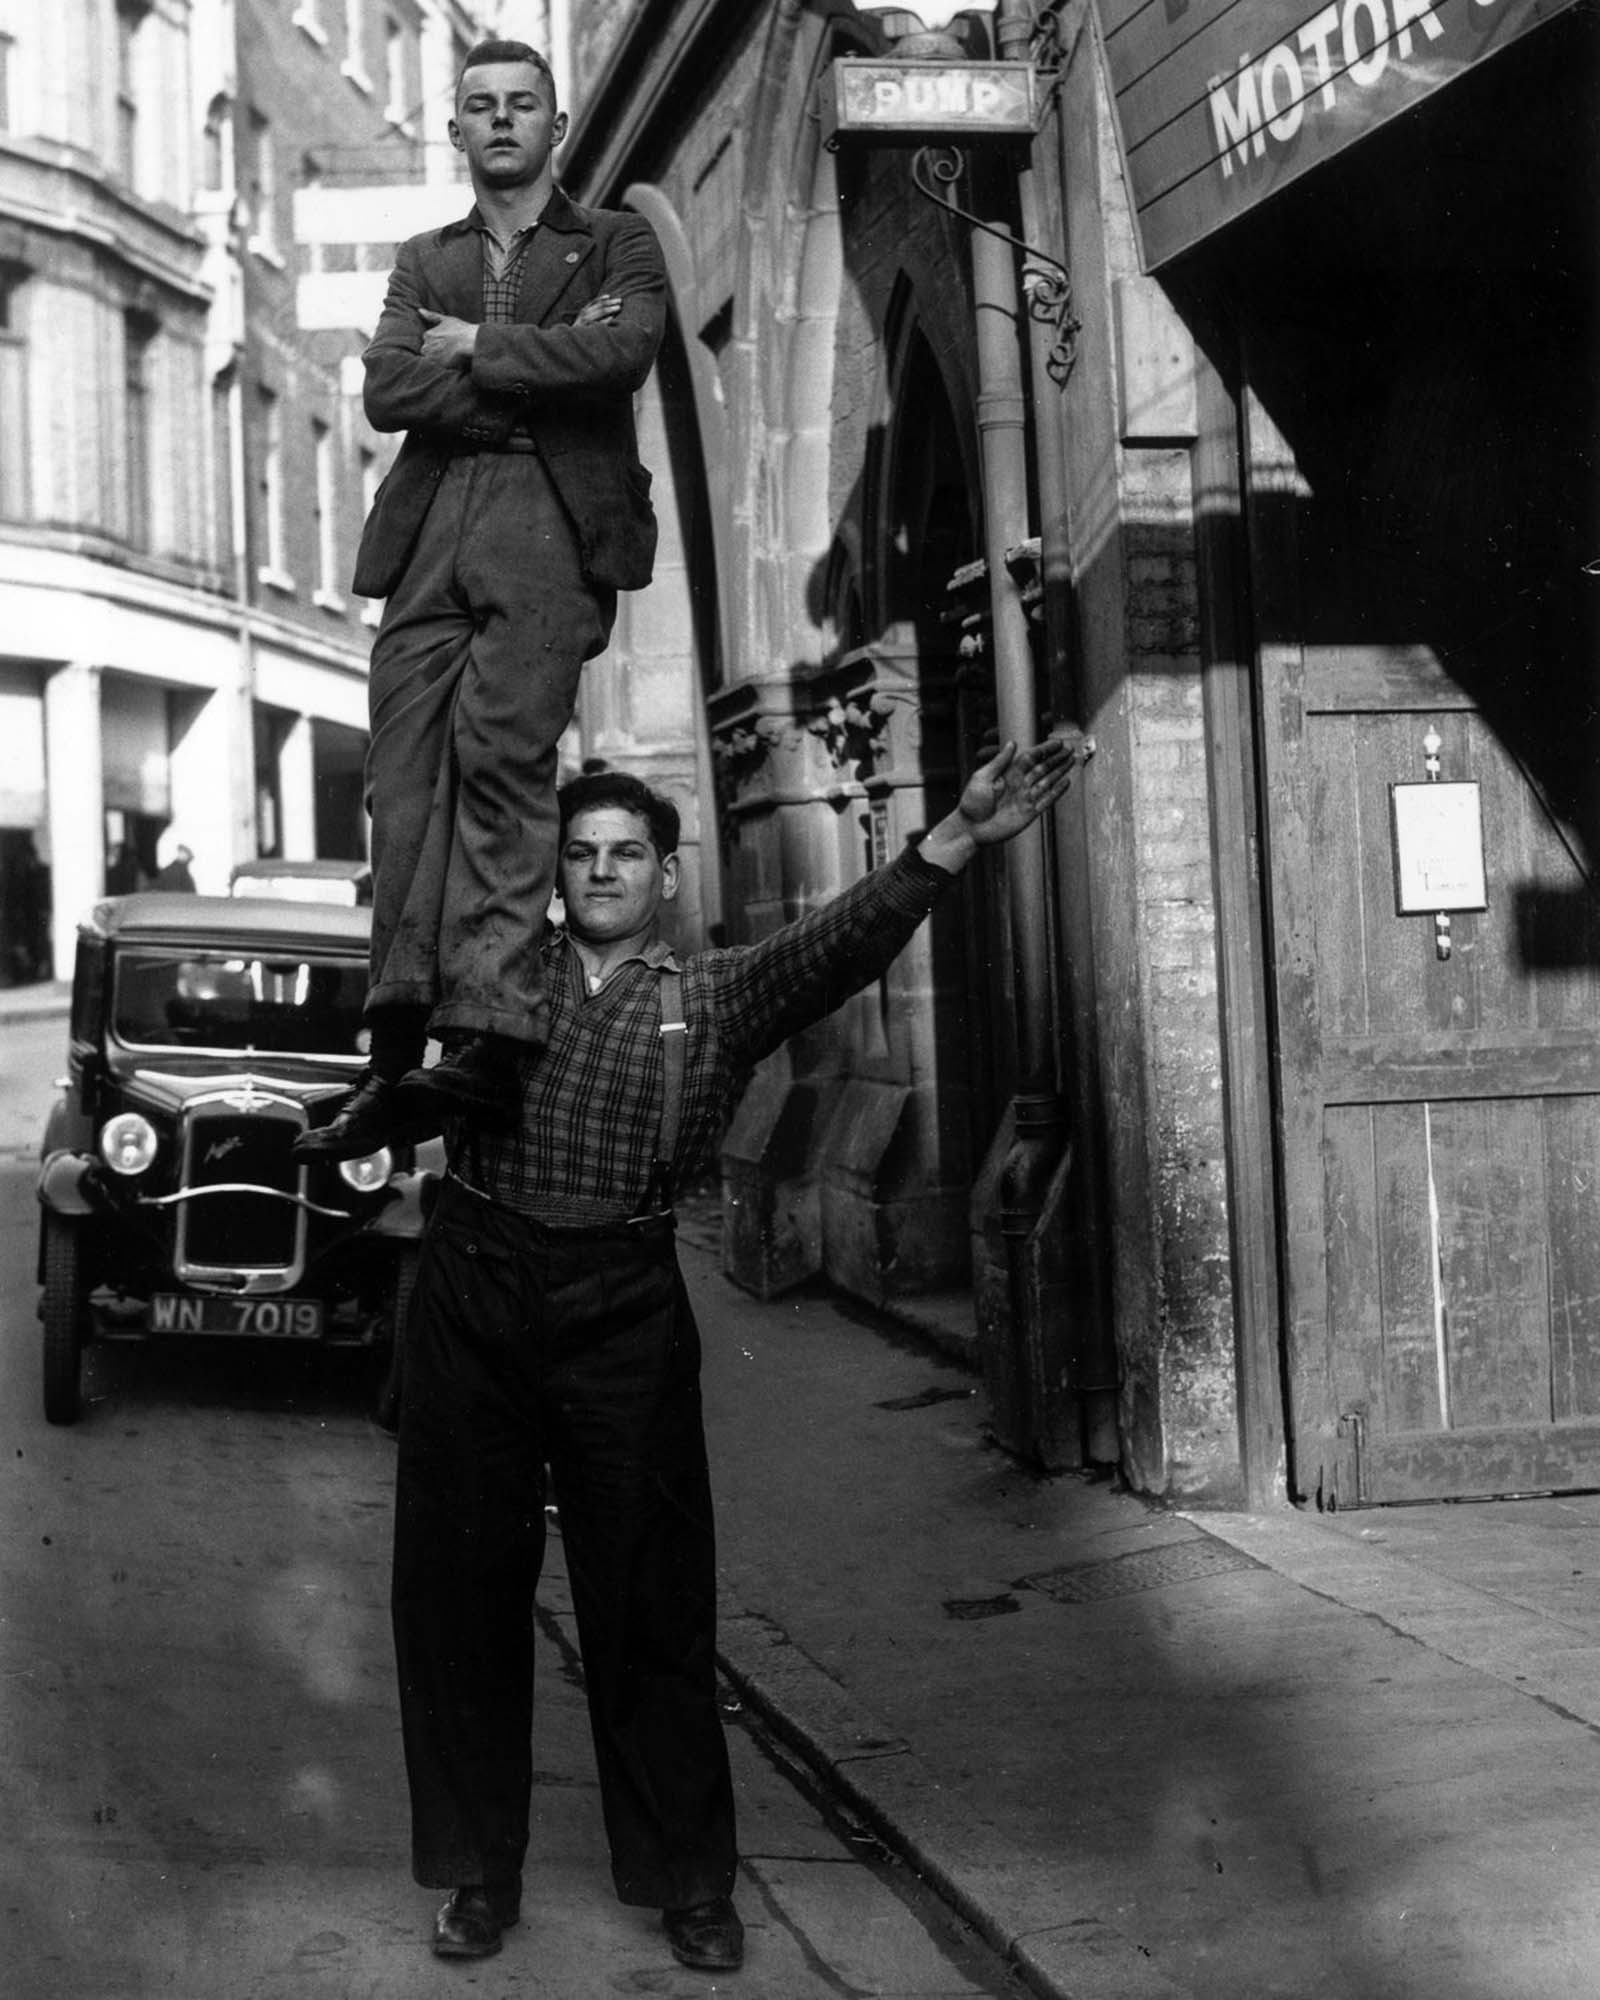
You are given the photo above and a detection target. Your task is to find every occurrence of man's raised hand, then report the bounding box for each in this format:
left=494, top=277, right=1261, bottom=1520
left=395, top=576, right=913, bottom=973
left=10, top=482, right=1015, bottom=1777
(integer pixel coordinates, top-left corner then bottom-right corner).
left=957, top=737, right=1079, bottom=846
left=919, top=735, right=1081, bottom=875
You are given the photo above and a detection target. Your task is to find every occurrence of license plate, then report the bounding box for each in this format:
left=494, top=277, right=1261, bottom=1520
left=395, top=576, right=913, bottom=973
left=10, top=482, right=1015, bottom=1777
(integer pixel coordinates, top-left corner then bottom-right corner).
left=150, top=1294, right=325, bottom=1338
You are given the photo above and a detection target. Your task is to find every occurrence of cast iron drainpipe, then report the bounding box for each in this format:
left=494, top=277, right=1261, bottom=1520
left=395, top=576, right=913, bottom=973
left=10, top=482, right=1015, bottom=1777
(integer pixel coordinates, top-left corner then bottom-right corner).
left=971, top=0, right=1070, bottom=1455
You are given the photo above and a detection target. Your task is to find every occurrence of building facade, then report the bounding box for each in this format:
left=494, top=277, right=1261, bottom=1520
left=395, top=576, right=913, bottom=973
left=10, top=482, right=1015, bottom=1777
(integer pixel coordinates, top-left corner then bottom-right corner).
left=0, top=0, right=491, bottom=982
left=555, top=0, right=1598, bottom=1507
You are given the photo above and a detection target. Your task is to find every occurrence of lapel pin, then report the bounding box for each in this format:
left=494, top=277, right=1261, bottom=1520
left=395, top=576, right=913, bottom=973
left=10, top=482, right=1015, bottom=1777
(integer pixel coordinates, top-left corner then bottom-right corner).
left=565, top=250, right=581, bottom=263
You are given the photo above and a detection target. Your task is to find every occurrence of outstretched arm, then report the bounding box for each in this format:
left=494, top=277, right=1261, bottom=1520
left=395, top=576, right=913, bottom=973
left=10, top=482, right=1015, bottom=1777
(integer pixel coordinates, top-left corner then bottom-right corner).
left=919, top=737, right=1080, bottom=875
left=710, top=735, right=1083, bottom=1069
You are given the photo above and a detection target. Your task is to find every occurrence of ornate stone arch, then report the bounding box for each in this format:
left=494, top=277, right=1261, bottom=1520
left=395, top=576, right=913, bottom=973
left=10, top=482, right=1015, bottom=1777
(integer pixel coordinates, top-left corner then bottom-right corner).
left=620, top=182, right=733, bottom=690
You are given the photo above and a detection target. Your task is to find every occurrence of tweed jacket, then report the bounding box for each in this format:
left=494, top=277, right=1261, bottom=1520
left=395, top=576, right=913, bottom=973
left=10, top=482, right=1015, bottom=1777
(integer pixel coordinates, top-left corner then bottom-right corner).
left=353, top=188, right=666, bottom=599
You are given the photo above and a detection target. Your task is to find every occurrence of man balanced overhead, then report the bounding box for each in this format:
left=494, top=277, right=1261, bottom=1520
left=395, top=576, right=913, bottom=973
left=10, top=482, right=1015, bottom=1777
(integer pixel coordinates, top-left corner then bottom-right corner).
left=390, top=736, right=1080, bottom=1971
left=298, top=39, right=666, bottom=1163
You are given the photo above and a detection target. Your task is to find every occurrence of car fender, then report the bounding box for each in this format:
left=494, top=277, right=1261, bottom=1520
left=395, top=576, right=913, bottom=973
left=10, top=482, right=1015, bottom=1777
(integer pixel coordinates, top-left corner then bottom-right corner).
left=41, top=1094, right=93, bottom=1160
left=37, top=1149, right=100, bottom=1218
left=368, top=1168, right=438, bottom=1241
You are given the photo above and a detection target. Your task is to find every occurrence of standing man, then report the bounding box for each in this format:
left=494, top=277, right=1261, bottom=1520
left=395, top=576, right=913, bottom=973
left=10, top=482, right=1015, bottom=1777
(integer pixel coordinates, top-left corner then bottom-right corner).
left=391, top=737, right=1080, bottom=1970
left=298, top=39, right=665, bottom=1162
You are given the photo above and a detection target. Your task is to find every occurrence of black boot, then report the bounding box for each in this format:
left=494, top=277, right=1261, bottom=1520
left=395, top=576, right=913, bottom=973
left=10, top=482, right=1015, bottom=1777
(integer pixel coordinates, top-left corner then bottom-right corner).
left=293, top=1069, right=438, bottom=1160
left=293, top=1005, right=430, bottom=1160
left=430, top=1882, right=521, bottom=1959
left=663, top=1897, right=744, bottom=1971
left=394, top=1034, right=523, bottom=1127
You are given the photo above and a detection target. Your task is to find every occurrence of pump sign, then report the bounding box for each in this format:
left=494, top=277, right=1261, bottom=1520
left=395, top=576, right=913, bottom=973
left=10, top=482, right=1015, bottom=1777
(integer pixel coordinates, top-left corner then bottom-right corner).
left=819, top=60, right=1041, bottom=145
left=1098, top=0, right=1580, bottom=267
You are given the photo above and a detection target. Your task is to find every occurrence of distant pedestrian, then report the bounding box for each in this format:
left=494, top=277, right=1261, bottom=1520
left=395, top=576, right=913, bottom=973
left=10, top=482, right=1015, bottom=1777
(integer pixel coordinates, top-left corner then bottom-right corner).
left=150, top=842, right=195, bottom=893
left=390, top=737, right=1079, bottom=1972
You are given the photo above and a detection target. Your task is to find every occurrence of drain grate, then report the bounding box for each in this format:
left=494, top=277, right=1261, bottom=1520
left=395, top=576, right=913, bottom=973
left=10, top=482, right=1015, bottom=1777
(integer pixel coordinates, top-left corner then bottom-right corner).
left=1017, top=1537, right=1263, bottom=1604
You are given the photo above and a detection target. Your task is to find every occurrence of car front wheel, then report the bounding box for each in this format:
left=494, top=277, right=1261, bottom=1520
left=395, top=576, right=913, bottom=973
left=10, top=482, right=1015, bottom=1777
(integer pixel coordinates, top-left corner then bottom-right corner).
left=41, top=1213, right=87, bottom=1426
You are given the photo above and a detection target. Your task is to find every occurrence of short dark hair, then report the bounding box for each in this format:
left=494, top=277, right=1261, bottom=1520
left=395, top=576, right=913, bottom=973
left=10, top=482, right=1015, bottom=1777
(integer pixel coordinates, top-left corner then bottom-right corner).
left=454, top=39, right=558, bottom=111
left=558, top=772, right=680, bottom=860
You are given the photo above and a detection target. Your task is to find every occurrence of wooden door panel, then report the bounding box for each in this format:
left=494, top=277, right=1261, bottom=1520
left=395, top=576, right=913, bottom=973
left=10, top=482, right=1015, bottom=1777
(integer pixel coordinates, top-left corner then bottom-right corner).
left=1305, top=720, right=1365, bottom=1034
left=1432, top=1097, right=1550, bottom=1430
left=1543, top=1096, right=1600, bottom=1421
left=1328, top=1104, right=1442, bottom=1440
left=1321, top=1090, right=1600, bottom=1500
left=1346, top=1423, right=1600, bottom=1507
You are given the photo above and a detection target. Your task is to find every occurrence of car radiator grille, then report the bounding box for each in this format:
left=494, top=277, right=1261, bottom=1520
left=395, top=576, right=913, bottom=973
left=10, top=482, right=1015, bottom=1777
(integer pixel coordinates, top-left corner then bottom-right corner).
left=181, top=1113, right=300, bottom=1269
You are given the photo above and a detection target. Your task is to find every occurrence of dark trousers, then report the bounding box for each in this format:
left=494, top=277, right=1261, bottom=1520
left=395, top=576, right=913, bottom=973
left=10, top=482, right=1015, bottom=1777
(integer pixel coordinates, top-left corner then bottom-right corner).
left=391, top=1179, right=738, bottom=1909
left=365, top=452, right=615, bottom=1045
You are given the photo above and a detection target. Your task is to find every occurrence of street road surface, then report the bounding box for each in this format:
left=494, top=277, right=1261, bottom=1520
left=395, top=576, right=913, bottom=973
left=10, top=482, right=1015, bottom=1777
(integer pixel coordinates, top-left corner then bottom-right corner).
left=0, top=1010, right=1022, bottom=1999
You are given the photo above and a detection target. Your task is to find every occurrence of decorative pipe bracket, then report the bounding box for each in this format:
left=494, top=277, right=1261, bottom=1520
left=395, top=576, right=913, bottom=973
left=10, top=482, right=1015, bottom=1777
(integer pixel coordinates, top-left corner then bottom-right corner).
left=910, top=145, right=1081, bottom=387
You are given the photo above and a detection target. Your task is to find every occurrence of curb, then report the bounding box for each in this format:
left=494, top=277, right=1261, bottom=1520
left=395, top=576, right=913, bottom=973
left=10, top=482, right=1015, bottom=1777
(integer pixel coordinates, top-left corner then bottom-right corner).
left=714, top=1605, right=1193, bottom=2000
left=0, top=986, right=69, bottom=1025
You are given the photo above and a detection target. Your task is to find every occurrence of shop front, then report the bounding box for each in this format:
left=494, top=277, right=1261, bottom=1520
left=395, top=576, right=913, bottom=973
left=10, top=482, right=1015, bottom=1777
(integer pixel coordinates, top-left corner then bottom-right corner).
left=1113, top=0, right=1599, bottom=1502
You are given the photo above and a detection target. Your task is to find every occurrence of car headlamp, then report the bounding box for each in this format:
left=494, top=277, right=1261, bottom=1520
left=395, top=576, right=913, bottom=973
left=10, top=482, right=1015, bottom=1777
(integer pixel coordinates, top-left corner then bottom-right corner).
left=338, top=1148, right=394, bottom=1194
left=99, top=1112, right=159, bottom=1176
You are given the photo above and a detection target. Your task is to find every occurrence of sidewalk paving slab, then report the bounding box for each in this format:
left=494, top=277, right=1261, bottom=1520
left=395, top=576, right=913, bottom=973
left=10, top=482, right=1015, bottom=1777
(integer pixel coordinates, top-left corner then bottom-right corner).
left=681, top=1218, right=1600, bottom=2000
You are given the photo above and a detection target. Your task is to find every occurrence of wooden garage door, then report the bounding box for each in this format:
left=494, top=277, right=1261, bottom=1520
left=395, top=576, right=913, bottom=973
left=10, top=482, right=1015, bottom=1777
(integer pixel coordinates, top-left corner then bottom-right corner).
left=1282, top=650, right=1600, bottom=1504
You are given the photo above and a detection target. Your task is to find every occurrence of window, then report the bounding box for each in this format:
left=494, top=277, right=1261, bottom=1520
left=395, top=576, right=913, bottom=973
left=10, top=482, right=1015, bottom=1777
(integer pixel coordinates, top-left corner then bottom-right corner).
left=202, top=94, right=232, bottom=194
left=248, top=109, right=278, bottom=261
left=257, top=386, right=290, bottom=591
left=311, top=418, right=342, bottom=609
left=292, top=0, right=327, bottom=45
left=0, top=31, right=15, bottom=133
left=115, top=1, right=145, bottom=184
left=124, top=311, right=156, bottom=551
left=383, top=16, right=409, bottom=127
left=342, top=0, right=371, bottom=91
left=0, top=268, right=28, bottom=518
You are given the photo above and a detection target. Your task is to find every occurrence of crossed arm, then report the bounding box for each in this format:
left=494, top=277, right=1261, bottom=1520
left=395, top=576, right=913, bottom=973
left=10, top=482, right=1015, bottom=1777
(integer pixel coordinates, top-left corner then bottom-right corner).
left=362, top=212, right=667, bottom=438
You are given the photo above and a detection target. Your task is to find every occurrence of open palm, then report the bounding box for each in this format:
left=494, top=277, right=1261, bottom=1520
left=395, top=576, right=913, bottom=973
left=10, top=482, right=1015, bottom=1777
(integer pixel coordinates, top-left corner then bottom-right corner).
left=957, top=739, right=1078, bottom=846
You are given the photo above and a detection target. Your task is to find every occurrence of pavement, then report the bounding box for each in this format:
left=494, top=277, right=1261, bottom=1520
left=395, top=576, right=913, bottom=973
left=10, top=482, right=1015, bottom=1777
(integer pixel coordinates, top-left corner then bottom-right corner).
left=682, top=1202, right=1600, bottom=2000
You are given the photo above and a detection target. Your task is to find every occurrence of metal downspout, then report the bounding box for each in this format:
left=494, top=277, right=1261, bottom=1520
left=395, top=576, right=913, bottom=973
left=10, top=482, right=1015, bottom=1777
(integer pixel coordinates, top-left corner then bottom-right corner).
left=1013, top=0, right=1121, bottom=1462
left=973, top=0, right=1071, bottom=1461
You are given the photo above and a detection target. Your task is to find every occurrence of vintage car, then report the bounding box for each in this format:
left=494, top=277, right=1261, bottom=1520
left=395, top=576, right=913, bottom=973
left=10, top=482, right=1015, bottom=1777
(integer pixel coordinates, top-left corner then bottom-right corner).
left=36, top=891, right=434, bottom=1426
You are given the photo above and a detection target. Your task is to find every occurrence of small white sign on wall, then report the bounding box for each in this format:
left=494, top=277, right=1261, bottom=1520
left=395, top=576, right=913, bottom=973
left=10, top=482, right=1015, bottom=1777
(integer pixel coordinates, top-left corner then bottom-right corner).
left=1390, top=781, right=1487, bottom=915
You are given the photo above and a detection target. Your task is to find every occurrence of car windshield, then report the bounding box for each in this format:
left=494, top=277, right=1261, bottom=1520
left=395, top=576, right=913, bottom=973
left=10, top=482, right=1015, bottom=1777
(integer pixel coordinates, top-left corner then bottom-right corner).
left=111, top=949, right=369, bottom=1058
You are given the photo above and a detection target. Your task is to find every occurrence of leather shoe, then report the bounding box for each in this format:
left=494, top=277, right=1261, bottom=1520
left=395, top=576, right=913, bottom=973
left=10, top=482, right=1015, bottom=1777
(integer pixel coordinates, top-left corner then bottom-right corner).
left=431, top=1883, right=520, bottom=1959
left=394, top=1034, right=522, bottom=1128
left=292, top=1069, right=436, bottom=1161
left=663, top=1896, right=744, bottom=1971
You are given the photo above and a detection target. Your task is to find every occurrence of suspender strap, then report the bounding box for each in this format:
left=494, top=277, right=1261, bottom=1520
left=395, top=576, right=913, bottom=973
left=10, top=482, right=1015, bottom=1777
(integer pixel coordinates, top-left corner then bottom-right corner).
left=632, top=966, right=685, bottom=1224
left=656, top=968, right=686, bottom=1175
